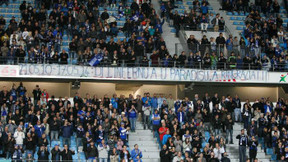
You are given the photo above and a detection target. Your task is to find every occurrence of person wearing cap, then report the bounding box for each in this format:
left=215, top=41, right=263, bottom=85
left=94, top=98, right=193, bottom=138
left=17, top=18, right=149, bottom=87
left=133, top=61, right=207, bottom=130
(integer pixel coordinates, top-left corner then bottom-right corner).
left=236, top=129, right=248, bottom=162
left=25, top=151, right=34, bottom=162
left=119, top=122, right=128, bottom=145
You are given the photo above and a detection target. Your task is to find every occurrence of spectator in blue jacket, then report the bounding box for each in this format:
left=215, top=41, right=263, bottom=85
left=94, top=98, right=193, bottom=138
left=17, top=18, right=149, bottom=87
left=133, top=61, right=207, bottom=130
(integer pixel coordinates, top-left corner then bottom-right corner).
left=264, top=101, right=273, bottom=114
left=131, top=144, right=143, bottom=162
left=129, top=105, right=137, bottom=132
left=62, top=120, right=73, bottom=148
left=110, top=94, right=118, bottom=110
left=201, top=3, right=208, bottom=15
left=151, top=94, right=158, bottom=112
left=95, top=125, right=104, bottom=144
left=34, top=120, right=45, bottom=138
left=200, top=15, right=208, bottom=33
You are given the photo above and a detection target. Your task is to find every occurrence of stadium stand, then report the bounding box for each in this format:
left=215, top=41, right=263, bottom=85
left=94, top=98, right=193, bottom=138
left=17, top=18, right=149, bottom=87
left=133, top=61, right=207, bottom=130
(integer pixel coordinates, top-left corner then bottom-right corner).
left=0, top=0, right=288, bottom=162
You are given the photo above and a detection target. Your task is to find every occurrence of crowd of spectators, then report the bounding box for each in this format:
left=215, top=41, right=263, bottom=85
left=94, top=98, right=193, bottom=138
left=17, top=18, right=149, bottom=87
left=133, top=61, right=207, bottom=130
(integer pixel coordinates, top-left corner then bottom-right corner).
left=185, top=32, right=288, bottom=71
left=168, top=0, right=226, bottom=36
left=156, top=93, right=288, bottom=162
left=0, top=82, right=149, bottom=161
left=1, top=83, right=288, bottom=161
left=0, top=0, right=174, bottom=67
left=218, top=0, right=288, bottom=71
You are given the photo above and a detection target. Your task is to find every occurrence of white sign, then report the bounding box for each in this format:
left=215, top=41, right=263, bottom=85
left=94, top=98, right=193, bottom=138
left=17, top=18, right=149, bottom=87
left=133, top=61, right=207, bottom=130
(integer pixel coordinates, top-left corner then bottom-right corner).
left=0, top=64, right=287, bottom=84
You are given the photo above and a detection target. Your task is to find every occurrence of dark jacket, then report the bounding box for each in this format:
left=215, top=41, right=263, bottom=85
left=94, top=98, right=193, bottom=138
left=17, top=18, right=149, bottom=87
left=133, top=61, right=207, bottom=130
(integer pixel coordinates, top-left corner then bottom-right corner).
left=61, top=149, right=75, bottom=161
left=87, top=145, right=99, bottom=158
left=62, top=125, right=73, bottom=138
left=37, top=149, right=49, bottom=161
left=51, top=148, right=61, bottom=161
left=160, top=149, right=172, bottom=162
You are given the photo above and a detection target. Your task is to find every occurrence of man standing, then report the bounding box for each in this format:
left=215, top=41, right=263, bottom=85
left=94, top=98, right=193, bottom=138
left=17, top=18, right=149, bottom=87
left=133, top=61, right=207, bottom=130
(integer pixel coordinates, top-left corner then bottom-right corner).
left=236, top=129, right=248, bottom=162
left=131, top=144, right=143, bottom=162
left=62, top=120, right=73, bottom=148
left=142, top=100, right=151, bottom=130
left=159, top=121, right=168, bottom=147
left=249, top=136, right=258, bottom=162
left=233, top=95, right=242, bottom=122
left=98, top=139, right=109, bottom=162
left=225, top=114, right=234, bottom=144
left=32, top=85, right=41, bottom=106
left=160, top=144, right=172, bottom=162
left=51, top=144, right=61, bottom=161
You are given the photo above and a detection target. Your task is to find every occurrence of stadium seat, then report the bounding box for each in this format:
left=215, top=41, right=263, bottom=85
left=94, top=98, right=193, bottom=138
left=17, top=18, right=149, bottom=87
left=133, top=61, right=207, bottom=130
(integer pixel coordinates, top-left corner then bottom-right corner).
left=227, top=12, right=233, bottom=16
left=236, top=26, right=243, bottom=30
left=266, top=148, right=273, bottom=155
left=233, top=22, right=239, bottom=25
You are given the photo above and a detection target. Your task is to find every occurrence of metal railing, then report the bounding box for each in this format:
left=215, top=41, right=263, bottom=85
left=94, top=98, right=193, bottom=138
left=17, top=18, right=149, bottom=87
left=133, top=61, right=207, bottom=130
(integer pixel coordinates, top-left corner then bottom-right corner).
left=0, top=57, right=287, bottom=72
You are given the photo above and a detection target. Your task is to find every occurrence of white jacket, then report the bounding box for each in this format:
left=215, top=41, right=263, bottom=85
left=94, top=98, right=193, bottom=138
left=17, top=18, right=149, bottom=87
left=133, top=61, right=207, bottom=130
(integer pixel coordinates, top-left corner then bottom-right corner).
left=14, top=131, right=25, bottom=145
left=98, top=144, right=109, bottom=158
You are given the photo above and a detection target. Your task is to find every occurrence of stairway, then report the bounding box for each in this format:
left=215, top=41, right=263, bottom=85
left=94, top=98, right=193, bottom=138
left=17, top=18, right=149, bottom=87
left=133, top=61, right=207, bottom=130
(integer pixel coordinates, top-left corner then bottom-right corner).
left=226, top=123, right=271, bottom=162
left=129, top=121, right=160, bottom=162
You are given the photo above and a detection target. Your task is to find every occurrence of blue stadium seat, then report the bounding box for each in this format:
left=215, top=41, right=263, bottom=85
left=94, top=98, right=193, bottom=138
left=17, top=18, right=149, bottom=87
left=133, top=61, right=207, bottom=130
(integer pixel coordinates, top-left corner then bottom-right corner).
left=233, top=22, right=239, bottom=25
left=230, top=17, right=236, bottom=20
left=239, top=22, right=245, bottom=25
left=237, top=17, right=243, bottom=20
left=271, top=154, right=277, bottom=161
left=236, top=26, right=243, bottom=30
left=227, top=12, right=233, bottom=16
left=266, top=148, right=273, bottom=155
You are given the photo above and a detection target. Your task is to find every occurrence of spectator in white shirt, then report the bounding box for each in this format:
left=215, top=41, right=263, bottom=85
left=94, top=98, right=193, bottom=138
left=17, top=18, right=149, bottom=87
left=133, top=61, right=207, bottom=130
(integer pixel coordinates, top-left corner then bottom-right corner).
left=213, top=143, right=225, bottom=160
left=14, top=127, right=25, bottom=146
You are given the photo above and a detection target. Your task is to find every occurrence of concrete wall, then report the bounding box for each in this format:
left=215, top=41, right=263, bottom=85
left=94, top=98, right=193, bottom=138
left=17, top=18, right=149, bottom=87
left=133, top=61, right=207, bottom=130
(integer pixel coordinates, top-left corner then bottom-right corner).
left=71, top=83, right=116, bottom=98
left=0, top=81, right=285, bottom=102
left=134, top=84, right=178, bottom=99
left=0, top=81, right=70, bottom=98
left=278, top=87, right=288, bottom=99
left=185, top=85, right=278, bottom=101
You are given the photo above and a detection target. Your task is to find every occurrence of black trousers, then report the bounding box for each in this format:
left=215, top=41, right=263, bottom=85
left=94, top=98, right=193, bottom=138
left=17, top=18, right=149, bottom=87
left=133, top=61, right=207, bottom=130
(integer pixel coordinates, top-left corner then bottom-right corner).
left=249, top=149, right=257, bottom=162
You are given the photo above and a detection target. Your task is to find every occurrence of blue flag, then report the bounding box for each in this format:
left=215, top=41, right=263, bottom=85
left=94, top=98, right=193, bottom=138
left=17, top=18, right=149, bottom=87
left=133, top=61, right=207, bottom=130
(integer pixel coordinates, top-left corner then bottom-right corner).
left=89, top=54, right=103, bottom=66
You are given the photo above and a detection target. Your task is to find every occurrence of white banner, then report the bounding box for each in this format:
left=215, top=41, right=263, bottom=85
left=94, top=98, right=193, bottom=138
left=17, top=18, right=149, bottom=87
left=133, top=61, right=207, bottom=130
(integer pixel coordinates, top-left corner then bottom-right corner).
left=0, top=64, right=287, bottom=84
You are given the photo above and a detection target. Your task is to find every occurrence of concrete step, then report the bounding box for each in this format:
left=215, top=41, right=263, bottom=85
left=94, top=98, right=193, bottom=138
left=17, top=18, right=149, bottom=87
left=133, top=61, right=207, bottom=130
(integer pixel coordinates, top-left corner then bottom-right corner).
left=129, top=136, right=155, bottom=141
left=140, top=151, right=160, bottom=158
left=130, top=130, right=154, bottom=136
left=142, top=158, right=159, bottom=162
left=129, top=140, right=157, bottom=146
left=230, top=159, right=270, bottom=162
left=227, top=152, right=267, bottom=157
